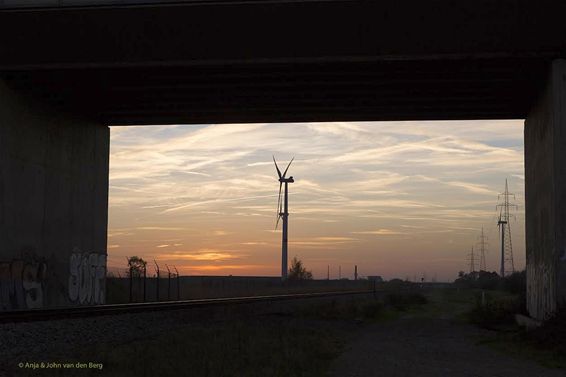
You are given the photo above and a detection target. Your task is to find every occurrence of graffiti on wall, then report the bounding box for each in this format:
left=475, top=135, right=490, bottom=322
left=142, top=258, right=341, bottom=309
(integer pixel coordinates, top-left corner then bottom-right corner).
left=0, top=249, right=107, bottom=309
left=68, top=250, right=106, bottom=305
left=527, top=262, right=556, bottom=321
left=0, top=257, right=48, bottom=310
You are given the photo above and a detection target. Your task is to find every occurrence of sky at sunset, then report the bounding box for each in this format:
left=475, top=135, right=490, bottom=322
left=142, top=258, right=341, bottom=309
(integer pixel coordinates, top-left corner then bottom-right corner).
left=107, top=121, right=525, bottom=282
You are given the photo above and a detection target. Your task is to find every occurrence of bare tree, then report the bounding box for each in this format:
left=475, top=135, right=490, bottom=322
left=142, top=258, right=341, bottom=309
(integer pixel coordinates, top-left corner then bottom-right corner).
left=288, top=256, right=313, bottom=281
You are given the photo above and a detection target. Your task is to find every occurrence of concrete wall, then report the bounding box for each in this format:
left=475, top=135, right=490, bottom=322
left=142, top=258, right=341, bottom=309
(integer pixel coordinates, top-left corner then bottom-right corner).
left=525, top=59, right=566, bottom=320
left=0, top=80, right=109, bottom=310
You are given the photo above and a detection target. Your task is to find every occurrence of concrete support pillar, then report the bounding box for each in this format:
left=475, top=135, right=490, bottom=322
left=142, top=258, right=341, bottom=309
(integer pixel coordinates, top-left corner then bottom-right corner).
left=0, top=80, right=109, bottom=310
left=525, top=59, right=566, bottom=320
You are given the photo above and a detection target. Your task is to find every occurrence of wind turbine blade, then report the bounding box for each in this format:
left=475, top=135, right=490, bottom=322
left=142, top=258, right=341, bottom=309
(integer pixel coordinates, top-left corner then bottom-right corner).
left=273, top=156, right=282, bottom=179
left=282, top=157, right=295, bottom=178
left=275, top=182, right=282, bottom=226
left=275, top=202, right=282, bottom=229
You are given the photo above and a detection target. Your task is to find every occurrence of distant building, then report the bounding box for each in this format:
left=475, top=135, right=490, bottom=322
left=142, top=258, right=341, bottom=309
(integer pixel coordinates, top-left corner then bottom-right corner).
left=367, top=276, right=384, bottom=283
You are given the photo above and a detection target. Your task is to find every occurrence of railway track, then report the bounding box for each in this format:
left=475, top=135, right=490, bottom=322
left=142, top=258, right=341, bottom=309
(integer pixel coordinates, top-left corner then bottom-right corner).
left=0, top=289, right=374, bottom=323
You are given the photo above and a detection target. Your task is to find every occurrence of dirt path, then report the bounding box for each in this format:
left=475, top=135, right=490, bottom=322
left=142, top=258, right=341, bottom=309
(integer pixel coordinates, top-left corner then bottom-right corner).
left=328, top=317, right=563, bottom=377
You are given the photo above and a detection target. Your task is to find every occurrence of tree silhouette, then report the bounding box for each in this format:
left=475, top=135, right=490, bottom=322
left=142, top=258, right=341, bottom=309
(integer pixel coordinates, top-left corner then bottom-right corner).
left=127, top=256, right=147, bottom=278
left=288, top=256, right=313, bottom=281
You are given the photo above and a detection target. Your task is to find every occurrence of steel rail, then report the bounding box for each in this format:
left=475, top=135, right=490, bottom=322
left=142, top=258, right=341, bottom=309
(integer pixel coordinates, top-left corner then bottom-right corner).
left=0, top=290, right=375, bottom=323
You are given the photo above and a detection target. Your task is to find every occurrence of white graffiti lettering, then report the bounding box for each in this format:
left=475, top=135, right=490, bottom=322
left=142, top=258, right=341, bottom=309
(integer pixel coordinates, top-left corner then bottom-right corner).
left=69, top=250, right=106, bottom=305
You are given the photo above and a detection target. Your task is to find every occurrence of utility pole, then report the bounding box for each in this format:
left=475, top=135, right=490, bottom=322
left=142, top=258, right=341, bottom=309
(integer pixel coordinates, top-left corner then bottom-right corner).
left=476, top=226, right=488, bottom=271
left=174, top=266, right=180, bottom=300
left=497, top=179, right=517, bottom=277
left=143, top=264, right=147, bottom=303
left=354, top=265, right=358, bottom=281
left=127, top=257, right=132, bottom=303
left=154, top=260, right=160, bottom=301
left=129, top=265, right=133, bottom=302
left=339, top=265, right=341, bottom=280
left=327, top=265, right=330, bottom=280
left=166, top=264, right=171, bottom=300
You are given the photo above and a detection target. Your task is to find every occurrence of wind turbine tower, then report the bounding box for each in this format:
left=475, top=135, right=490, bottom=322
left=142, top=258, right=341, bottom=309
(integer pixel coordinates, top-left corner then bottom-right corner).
left=497, top=179, right=517, bottom=277
left=274, top=156, right=295, bottom=280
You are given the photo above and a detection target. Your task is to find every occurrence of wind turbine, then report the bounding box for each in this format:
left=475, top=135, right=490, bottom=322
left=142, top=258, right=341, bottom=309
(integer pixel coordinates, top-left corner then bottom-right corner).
left=274, top=156, right=294, bottom=280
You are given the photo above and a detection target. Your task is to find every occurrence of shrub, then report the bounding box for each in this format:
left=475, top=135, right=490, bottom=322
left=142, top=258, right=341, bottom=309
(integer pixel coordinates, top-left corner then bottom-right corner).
left=467, top=294, right=522, bottom=328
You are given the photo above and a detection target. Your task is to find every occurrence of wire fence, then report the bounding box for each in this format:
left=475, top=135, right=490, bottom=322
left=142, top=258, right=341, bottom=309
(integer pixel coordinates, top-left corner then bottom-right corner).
left=105, top=258, right=375, bottom=304
left=107, top=260, right=180, bottom=303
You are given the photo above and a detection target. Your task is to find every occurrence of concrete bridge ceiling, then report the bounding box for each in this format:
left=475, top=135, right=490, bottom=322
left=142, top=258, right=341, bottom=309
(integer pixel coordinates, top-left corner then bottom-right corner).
left=0, top=0, right=564, bottom=124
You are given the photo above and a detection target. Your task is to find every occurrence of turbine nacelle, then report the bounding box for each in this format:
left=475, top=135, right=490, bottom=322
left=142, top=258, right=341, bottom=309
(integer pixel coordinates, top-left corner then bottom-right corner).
left=279, top=176, right=294, bottom=183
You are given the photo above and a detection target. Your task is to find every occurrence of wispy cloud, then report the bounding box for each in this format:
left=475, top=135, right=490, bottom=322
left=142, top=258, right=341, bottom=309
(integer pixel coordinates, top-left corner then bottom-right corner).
left=136, top=227, right=185, bottom=231
left=212, top=230, right=233, bottom=236
left=108, top=120, right=525, bottom=281
left=352, top=229, right=403, bottom=235
left=159, top=249, right=246, bottom=262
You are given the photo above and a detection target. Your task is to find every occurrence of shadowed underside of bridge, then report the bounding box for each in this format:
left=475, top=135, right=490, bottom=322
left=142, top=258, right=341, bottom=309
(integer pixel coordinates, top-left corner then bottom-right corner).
left=1, top=0, right=565, bottom=124
left=0, top=60, right=548, bottom=124
left=0, top=0, right=565, bottom=320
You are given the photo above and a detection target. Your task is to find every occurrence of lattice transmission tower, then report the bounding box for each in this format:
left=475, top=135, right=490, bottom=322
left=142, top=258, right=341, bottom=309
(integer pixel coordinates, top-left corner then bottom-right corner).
left=477, top=226, right=488, bottom=271
left=468, top=246, right=476, bottom=274
left=496, top=179, right=517, bottom=277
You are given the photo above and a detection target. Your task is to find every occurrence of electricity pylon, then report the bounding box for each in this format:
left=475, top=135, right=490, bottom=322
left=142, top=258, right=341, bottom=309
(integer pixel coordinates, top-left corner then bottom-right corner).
left=468, top=246, right=476, bottom=274
left=496, top=179, right=517, bottom=277
left=477, top=226, right=488, bottom=271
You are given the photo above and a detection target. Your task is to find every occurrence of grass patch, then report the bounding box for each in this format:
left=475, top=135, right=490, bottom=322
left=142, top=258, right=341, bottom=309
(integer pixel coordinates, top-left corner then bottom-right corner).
left=45, top=317, right=345, bottom=377
left=477, top=329, right=566, bottom=369
left=462, top=289, right=566, bottom=369
left=466, top=292, right=522, bottom=329
left=384, top=292, right=428, bottom=311
left=111, top=320, right=341, bottom=377
left=297, top=298, right=395, bottom=322
left=296, top=294, right=429, bottom=323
